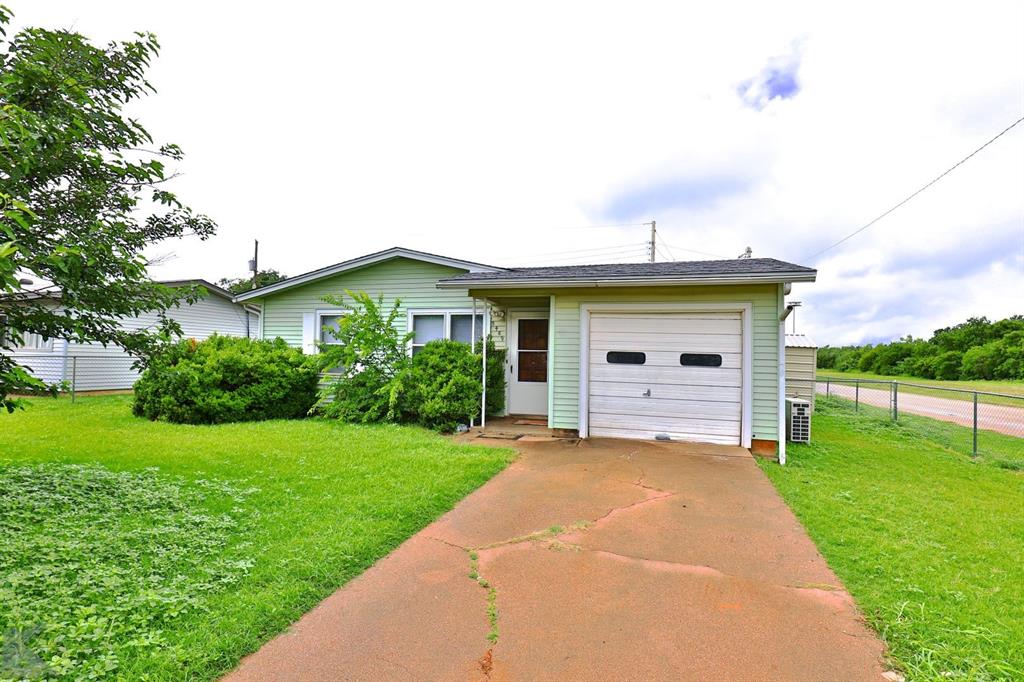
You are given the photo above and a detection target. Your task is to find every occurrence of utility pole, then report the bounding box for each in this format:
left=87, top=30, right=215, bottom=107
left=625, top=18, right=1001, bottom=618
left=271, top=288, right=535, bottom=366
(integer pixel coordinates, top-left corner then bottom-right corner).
left=647, top=219, right=656, bottom=262
left=248, top=240, right=259, bottom=290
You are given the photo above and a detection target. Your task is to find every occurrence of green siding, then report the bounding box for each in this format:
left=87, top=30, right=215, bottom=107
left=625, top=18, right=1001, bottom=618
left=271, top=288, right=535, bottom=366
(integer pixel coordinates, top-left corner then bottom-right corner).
left=547, top=284, right=782, bottom=440
left=258, top=258, right=485, bottom=345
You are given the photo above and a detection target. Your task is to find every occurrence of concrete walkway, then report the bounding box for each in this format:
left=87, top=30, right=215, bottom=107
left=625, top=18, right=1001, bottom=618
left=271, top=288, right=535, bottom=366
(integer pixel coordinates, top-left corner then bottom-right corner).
left=225, top=437, right=891, bottom=681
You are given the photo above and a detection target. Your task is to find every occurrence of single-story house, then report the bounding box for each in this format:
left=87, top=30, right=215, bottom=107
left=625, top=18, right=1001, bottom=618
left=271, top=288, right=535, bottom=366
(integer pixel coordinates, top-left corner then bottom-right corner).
left=3, top=280, right=260, bottom=391
left=785, top=333, right=818, bottom=409
left=235, top=247, right=816, bottom=458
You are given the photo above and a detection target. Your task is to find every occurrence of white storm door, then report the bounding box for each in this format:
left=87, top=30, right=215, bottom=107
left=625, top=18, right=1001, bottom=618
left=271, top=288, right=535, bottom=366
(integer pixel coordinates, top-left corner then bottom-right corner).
left=508, top=313, right=549, bottom=415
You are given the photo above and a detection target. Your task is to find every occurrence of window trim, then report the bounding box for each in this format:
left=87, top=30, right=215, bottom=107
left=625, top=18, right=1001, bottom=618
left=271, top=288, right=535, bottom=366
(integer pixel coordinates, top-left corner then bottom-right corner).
left=315, top=309, right=348, bottom=345
left=407, top=308, right=488, bottom=355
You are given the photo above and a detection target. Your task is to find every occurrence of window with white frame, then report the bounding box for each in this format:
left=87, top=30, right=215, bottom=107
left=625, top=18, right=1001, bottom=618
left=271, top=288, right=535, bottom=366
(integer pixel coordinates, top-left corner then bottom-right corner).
left=409, top=310, right=484, bottom=355
left=317, top=311, right=346, bottom=345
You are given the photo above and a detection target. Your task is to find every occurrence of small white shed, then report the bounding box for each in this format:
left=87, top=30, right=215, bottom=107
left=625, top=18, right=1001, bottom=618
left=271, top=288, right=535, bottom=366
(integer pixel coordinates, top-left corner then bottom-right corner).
left=785, top=334, right=818, bottom=409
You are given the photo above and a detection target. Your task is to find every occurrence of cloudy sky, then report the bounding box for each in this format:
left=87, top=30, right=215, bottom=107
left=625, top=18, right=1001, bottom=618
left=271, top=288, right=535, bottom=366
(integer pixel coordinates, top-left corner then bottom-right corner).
left=10, top=1, right=1024, bottom=345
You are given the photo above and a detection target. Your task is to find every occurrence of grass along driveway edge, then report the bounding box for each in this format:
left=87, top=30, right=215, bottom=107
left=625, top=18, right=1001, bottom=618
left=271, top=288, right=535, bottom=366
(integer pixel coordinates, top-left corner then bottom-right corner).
left=0, top=396, right=513, bottom=681
left=759, top=400, right=1024, bottom=680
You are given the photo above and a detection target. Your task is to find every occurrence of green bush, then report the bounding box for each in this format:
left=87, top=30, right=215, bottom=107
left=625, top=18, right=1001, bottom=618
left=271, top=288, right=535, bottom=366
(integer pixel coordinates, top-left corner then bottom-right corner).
left=405, top=340, right=481, bottom=431
left=928, top=350, right=964, bottom=380
left=314, top=290, right=508, bottom=431
left=315, top=291, right=413, bottom=423
left=132, top=335, right=319, bottom=424
left=482, top=339, right=507, bottom=417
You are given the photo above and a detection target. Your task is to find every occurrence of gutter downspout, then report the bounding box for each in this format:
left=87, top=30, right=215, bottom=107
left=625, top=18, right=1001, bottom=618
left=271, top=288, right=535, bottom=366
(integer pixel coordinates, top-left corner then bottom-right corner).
left=778, top=292, right=797, bottom=466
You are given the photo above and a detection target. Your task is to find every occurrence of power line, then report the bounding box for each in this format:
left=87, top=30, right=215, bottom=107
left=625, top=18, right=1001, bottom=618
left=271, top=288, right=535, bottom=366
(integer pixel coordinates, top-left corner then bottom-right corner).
left=523, top=248, right=650, bottom=265
left=520, top=242, right=647, bottom=258
left=661, top=242, right=730, bottom=259
left=548, top=222, right=648, bottom=231
left=804, top=114, right=1024, bottom=262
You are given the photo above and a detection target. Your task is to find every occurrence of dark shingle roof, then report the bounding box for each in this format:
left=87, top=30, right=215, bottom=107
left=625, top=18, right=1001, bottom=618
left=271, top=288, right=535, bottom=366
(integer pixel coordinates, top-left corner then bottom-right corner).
left=437, top=258, right=815, bottom=287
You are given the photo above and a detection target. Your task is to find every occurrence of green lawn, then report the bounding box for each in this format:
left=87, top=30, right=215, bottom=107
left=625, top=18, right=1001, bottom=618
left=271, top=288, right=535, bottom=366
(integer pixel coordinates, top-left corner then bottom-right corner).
left=0, top=396, right=512, bottom=681
left=817, top=369, right=1024, bottom=407
left=760, top=398, right=1024, bottom=680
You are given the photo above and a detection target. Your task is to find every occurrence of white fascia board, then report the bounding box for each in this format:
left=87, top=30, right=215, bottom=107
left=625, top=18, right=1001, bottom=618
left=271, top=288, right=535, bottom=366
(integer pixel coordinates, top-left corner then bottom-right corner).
left=437, top=272, right=817, bottom=290
left=234, top=247, right=504, bottom=302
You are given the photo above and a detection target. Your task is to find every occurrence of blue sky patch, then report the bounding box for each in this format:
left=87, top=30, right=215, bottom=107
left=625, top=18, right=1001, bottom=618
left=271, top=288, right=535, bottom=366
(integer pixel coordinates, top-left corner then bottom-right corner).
left=602, top=173, right=755, bottom=221
left=737, top=44, right=802, bottom=110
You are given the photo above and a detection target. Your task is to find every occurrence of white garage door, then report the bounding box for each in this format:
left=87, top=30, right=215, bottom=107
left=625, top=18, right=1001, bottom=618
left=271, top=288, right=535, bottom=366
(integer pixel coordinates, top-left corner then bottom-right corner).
left=587, top=311, right=743, bottom=444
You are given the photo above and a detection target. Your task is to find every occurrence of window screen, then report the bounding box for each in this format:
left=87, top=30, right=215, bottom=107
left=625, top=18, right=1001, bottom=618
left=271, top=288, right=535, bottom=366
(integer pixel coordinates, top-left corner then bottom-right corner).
left=319, top=314, right=344, bottom=343
left=679, top=353, right=722, bottom=367
left=606, top=351, right=646, bottom=365
left=450, top=314, right=484, bottom=345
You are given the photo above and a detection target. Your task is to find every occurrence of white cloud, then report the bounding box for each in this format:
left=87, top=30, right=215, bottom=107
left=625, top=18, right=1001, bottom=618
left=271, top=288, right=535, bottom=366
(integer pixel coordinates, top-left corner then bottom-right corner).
left=8, top=0, right=1024, bottom=345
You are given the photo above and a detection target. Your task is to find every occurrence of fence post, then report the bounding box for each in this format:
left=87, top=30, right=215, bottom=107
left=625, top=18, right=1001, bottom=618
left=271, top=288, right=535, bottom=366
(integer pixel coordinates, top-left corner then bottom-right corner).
left=972, top=392, right=979, bottom=457
left=71, top=356, right=77, bottom=403
left=892, top=382, right=898, bottom=422
left=826, top=378, right=830, bottom=397
left=855, top=380, right=860, bottom=412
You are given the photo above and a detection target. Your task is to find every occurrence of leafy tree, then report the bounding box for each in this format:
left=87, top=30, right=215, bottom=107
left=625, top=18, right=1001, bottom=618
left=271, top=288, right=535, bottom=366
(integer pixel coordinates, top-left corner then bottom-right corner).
left=0, top=8, right=215, bottom=411
left=819, top=315, right=1023, bottom=380
left=315, top=291, right=413, bottom=422
left=217, top=269, right=286, bottom=294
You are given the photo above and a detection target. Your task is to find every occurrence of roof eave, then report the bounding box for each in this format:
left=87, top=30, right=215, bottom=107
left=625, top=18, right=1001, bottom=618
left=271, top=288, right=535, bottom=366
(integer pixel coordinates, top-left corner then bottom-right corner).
left=436, top=272, right=817, bottom=290
left=233, top=247, right=504, bottom=302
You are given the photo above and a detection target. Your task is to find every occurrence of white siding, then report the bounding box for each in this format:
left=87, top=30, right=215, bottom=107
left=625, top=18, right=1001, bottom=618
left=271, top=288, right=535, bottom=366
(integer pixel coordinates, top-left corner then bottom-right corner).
left=6, top=294, right=252, bottom=391
left=785, top=345, right=817, bottom=409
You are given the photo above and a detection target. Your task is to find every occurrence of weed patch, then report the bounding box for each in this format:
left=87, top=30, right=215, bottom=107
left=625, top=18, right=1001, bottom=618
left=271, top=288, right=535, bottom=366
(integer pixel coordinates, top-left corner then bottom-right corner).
left=0, top=463, right=256, bottom=680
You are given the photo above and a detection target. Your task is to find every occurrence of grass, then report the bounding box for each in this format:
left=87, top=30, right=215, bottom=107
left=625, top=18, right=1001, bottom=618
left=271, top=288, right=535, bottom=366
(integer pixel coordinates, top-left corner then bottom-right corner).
left=822, top=392, right=1024, bottom=466
left=760, top=397, right=1024, bottom=680
left=817, top=369, right=1024, bottom=407
left=0, top=395, right=512, bottom=681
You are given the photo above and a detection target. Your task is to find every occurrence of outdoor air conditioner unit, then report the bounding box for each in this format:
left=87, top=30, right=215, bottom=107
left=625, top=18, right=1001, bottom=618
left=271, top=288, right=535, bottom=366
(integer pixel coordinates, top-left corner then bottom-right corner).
left=786, top=397, right=811, bottom=443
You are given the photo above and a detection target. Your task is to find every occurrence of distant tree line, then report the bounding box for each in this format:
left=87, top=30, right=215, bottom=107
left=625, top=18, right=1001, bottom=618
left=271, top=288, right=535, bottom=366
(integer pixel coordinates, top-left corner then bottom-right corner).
left=817, top=316, right=1024, bottom=381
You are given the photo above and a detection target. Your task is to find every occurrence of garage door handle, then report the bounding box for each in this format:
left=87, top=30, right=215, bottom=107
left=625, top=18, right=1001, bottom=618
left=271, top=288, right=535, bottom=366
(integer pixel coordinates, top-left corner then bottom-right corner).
left=642, top=388, right=651, bottom=397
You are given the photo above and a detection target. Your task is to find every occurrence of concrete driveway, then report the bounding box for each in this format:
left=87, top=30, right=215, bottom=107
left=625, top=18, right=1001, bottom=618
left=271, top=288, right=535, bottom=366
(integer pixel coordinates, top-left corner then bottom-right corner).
left=225, top=437, right=891, bottom=681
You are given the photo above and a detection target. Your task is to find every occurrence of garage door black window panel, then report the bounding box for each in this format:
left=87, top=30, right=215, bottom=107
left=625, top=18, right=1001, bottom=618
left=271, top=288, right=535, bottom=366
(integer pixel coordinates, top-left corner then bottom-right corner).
left=606, top=351, right=646, bottom=365
left=679, top=353, right=723, bottom=367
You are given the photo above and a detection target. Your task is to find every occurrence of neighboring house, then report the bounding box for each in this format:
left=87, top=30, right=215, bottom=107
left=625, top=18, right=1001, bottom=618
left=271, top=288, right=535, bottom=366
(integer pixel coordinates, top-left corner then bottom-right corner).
left=3, top=280, right=259, bottom=391
left=235, top=247, right=816, bottom=455
left=785, top=333, right=818, bottom=409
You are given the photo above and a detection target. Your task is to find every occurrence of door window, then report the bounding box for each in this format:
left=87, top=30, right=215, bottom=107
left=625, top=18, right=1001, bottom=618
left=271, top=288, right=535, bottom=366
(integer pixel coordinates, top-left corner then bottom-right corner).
left=517, top=319, right=548, bottom=382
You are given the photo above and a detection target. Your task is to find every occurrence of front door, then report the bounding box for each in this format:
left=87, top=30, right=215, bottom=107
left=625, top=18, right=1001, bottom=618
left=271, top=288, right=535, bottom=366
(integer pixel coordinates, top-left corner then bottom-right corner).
left=508, top=314, right=549, bottom=415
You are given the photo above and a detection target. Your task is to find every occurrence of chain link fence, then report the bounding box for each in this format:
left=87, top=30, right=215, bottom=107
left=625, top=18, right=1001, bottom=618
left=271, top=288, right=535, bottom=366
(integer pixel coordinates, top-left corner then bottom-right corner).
left=787, top=377, right=1024, bottom=464
left=9, top=353, right=140, bottom=398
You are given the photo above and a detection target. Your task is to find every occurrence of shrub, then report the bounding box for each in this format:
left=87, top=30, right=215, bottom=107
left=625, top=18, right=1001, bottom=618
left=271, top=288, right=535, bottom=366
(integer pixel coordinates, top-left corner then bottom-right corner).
left=314, top=290, right=508, bottom=431
left=315, top=291, right=412, bottom=423
left=482, top=339, right=507, bottom=417
left=405, top=340, right=482, bottom=432
left=928, top=350, right=964, bottom=380
left=132, top=335, right=319, bottom=424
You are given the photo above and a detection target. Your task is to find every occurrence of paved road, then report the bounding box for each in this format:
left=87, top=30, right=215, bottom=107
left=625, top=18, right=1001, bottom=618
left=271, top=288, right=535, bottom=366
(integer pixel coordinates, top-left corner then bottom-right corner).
left=817, top=382, right=1024, bottom=438
left=226, top=437, right=890, bottom=681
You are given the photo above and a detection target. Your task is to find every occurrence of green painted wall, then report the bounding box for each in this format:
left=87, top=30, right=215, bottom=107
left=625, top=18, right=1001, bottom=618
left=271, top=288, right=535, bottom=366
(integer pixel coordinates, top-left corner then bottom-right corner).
left=257, top=258, right=484, bottom=345
left=545, top=284, right=782, bottom=440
